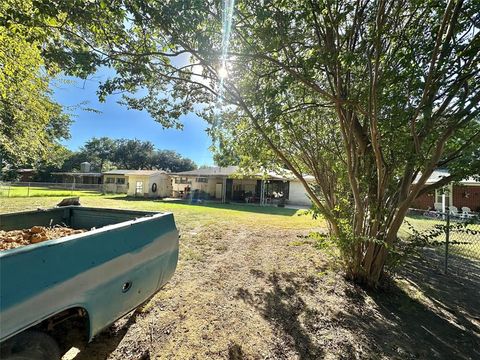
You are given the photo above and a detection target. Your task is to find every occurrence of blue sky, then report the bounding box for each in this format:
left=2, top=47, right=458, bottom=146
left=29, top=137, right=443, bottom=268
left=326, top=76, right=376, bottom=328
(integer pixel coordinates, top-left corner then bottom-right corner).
left=52, top=70, right=214, bottom=166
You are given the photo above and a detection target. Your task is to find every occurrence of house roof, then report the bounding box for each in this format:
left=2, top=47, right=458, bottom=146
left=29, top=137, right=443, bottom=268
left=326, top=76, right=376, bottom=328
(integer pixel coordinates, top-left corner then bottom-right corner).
left=173, top=166, right=315, bottom=182
left=51, top=172, right=102, bottom=177
left=416, top=169, right=480, bottom=185
left=173, top=166, right=239, bottom=177
left=102, top=169, right=131, bottom=175
left=124, top=170, right=167, bottom=176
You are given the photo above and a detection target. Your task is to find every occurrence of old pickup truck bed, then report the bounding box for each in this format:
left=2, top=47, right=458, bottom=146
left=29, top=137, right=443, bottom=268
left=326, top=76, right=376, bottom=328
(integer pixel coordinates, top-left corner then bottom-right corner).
left=0, top=206, right=179, bottom=344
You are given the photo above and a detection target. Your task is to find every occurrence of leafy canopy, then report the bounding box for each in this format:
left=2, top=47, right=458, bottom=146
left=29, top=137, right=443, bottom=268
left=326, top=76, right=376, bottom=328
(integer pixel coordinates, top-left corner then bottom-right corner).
left=0, top=1, right=72, bottom=166
left=6, top=0, right=479, bottom=286
left=61, top=137, right=197, bottom=173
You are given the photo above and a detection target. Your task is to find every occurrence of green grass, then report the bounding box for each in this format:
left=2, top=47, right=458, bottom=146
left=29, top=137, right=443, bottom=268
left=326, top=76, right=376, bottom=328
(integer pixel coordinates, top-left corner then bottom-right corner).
left=0, top=195, right=321, bottom=231
left=400, top=215, right=480, bottom=260
left=0, top=185, right=101, bottom=198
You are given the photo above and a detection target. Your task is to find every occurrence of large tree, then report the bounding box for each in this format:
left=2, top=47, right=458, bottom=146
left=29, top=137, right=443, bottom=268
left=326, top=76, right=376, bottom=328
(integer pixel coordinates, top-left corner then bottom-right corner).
left=58, top=137, right=197, bottom=172
left=0, top=23, right=71, bottom=167
left=151, top=150, right=197, bottom=172
left=7, top=0, right=480, bottom=286
left=81, top=137, right=118, bottom=171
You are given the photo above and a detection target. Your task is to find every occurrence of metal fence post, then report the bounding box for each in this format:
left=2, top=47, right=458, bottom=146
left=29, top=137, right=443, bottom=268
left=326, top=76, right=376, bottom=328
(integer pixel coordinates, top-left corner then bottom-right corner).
left=444, top=210, right=450, bottom=274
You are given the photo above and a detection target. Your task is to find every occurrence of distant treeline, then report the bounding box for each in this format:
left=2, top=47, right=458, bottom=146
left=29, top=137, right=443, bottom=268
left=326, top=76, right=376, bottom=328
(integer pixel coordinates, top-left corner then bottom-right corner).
left=2, top=137, right=197, bottom=181
left=63, top=137, right=197, bottom=173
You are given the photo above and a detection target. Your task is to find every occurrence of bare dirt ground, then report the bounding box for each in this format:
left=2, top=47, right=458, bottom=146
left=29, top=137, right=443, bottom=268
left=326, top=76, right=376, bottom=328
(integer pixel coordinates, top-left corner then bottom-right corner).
left=2, top=197, right=477, bottom=359
left=65, top=220, right=480, bottom=360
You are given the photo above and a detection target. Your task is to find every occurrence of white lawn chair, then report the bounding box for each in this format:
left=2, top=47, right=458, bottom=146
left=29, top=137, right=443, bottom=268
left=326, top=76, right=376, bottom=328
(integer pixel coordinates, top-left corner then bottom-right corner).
left=434, top=202, right=443, bottom=212
left=449, top=206, right=460, bottom=218
left=461, top=207, right=475, bottom=219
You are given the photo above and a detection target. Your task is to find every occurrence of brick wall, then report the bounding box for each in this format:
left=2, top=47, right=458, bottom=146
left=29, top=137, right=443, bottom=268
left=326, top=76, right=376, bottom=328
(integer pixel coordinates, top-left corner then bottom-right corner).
left=411, top=191, right=435, bottom=210
left=410, top=185, right=480, bottom=211
left=452, top=185, right=480, bottom=212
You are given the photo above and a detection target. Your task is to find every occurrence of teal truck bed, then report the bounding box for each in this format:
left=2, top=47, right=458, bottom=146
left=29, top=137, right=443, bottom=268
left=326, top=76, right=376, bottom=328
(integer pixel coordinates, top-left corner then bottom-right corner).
left=0, top=206, right=178, bottom=358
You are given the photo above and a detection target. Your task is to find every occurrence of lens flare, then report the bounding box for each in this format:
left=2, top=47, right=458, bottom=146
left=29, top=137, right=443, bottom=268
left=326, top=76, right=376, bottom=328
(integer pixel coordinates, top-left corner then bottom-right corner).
left=218, top=66, right=228, bottom=79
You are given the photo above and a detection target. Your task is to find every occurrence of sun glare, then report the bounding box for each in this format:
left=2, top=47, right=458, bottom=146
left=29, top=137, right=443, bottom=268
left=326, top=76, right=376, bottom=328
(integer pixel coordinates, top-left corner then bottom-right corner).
left=218, top=66, right=228, bottom=79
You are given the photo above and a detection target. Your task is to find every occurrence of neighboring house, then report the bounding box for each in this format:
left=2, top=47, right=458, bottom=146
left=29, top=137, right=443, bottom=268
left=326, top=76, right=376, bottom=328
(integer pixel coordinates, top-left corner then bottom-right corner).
left=172, top=166, right=313, bottom=206
left=51, top=162, right=102, bottom=186
left=50, top=172, right=102, bottom=185
left=15, top=169, right=37, bottom=182
left=412, top=169, right=480, bottom=212
left=125, top=170, right=172, bottom=198
left=102, top=170, right=129, bottom=194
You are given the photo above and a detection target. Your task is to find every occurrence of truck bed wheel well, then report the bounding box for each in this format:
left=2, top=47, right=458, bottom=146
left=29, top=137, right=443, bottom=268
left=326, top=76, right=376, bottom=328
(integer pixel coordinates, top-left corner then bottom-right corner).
left=34, top=307, right=90, bottom=353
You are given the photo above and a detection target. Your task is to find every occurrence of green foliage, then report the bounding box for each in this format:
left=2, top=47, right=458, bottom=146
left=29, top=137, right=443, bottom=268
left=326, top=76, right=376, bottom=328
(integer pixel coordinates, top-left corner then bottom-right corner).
left=59, top=137, right=197, bottom=172
left=0, top=0, right=76, bottom=169
left=0, top=26, right=71, bottom=166
left=82, top=137, right=117, bottom=171
left=5, top=0, right=479, bottom=286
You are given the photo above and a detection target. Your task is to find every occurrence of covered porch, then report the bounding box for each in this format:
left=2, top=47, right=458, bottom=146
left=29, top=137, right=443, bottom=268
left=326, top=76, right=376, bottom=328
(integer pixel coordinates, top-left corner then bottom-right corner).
left=223, top=178, right=290, bottom=205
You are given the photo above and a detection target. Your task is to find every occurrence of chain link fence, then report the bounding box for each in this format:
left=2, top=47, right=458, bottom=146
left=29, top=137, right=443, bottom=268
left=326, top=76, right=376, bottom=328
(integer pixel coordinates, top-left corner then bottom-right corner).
left=401, top=208, right=480, bottom=274
left=0, top=182, right=126, bottom=197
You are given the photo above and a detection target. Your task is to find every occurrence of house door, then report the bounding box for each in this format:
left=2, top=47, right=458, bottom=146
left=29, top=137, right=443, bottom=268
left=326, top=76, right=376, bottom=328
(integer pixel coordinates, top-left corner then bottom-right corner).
left=135, top=181, right=144, bottom=196
left=225, top=179, right=233, bottom=201
left=215, top=183, right=223, bottom=200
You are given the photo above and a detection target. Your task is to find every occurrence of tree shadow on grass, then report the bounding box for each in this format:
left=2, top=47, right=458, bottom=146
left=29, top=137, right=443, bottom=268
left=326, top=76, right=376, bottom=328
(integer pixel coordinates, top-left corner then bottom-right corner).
left=238, top=265, right=480, bottom=359
left=236, top=272, right=324, bottom=359
left=402, top=248, right=480, bottom=323
left=356, top=285, right=480, bottom=359
left=342, top=250, right=480, bottom=359
left=227, top=343, right=246, bottom=360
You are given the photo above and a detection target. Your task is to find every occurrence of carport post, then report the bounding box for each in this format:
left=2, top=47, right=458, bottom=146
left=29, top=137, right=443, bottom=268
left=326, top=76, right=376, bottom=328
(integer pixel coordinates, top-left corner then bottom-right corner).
left=222, top=177, right=227, bottom=203
left=260, top=180, right=265, bottom=206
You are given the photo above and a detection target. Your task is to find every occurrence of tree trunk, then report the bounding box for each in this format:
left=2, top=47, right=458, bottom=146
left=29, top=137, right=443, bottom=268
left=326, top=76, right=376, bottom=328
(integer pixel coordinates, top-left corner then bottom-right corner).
left=345, top=242, right=387, bottom=288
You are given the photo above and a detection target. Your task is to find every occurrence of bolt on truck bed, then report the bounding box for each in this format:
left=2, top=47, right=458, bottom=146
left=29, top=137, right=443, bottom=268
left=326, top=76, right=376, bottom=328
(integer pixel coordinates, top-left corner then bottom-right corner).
left=0, top=206, right=179, bottom=346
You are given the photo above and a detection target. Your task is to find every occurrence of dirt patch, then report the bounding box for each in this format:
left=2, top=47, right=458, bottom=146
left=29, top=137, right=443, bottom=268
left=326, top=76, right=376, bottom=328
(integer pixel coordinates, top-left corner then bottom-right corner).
left=64, top=220, right=480, bottom=360
left=0, top=226, right=85, bottom=251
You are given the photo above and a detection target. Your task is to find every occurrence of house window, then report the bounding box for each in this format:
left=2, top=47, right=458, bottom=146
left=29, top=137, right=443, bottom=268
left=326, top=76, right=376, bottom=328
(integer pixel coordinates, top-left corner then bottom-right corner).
left=105, top=177, right=115, bottom=184
left=175, top=177, right=190, bottom=184
left=135, top=181, right=143, bottom=195
left=196, top=177, right=208, bottom=183
left=116, top=178, right=125, bottom=185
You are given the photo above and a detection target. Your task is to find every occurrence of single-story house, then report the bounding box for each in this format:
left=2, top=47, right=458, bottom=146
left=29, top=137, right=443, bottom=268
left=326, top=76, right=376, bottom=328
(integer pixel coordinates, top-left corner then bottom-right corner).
left=412, top=169, right=480, bottom=212
left=171, top=166, right=313, bottom=206
left=15, top=168, right=37, bottom=182
left=102, top=170, right=129, bottom=194
left=50, top=172, right=103, bottom=186
left=51, top=162, right=102, bottom=186
left=125, top=170, right=172, bottom=198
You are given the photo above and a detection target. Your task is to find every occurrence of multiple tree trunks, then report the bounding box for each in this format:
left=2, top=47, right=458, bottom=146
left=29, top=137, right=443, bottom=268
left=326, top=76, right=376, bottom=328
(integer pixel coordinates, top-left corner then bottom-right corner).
left=0, top=226, right=85, bottom=251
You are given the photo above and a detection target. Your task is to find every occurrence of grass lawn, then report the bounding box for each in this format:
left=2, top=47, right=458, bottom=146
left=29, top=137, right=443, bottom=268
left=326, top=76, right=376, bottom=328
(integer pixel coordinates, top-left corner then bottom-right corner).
left=1, top=195, right=479, bottom=359
left=0, top=195, right=319, bottom=231
left=0, top=185, right=101, bottom=198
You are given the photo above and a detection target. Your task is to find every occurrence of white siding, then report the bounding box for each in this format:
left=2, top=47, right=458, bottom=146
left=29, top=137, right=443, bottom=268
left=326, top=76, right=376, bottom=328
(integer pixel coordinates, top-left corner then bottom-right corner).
left=127, top=175, right=149, bottom=197
left=288, top=181, right=312, bottom=206
left=126, top=174, right=172, bottom=198
left=103, top=175, right=128, bottom=194
left=149, top=173, right=172, bottom=197
left=172, top=176, right=224, bottom=198
left=172, top=176, right=193, bottom=196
